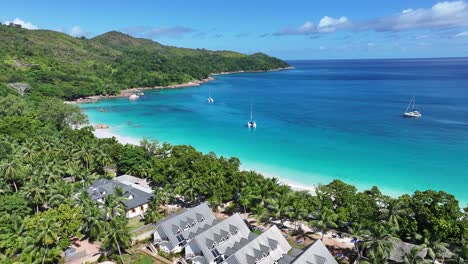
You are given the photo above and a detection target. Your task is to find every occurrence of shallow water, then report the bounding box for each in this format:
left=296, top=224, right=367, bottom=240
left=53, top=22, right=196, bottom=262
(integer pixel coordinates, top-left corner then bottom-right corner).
left=80, top=58, right=468, bottom=204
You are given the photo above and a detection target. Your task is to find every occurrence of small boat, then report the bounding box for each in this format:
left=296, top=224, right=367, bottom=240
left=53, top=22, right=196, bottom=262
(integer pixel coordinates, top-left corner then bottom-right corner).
left=129, top=94, right=139, bottom=101
left=247, top=104, right=256, bottom=128
left=207, top=88, right=214, bottom=103
left=403, top=96, right=421, bottom=118
left=137, top=92, right=144, bottom=96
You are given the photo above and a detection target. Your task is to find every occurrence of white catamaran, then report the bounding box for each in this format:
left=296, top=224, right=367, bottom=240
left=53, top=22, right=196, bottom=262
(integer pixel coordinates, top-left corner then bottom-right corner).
left=403, top=96, right=421, bottom=118
left=207, top=88, right=214, bottom=103
left=247, top=104, right=256, bottom=128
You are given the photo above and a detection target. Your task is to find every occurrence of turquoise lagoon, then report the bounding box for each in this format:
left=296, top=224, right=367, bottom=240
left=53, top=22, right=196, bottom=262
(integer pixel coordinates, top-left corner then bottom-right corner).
left=80, top=59, right=468, bottom=204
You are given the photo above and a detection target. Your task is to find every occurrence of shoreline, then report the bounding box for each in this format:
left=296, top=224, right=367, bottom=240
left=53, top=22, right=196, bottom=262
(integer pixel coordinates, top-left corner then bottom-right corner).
left=66, top=66, right=293, bottom=104
left=91, top=126, right=468, bottom=205
left=92, top=126, right=317, bottom=194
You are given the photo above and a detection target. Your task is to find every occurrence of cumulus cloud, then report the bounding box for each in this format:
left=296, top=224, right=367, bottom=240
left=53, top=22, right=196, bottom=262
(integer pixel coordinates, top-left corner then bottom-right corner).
left=362, top=0, right=468, bottom=31
left=317, top=16, right=350, bottom=32
left=274, top=16, right=350, bottom=35
left=455, top=31, right=468, bottom=37
left=70, top=26, right=84, bottom=37
left=3, top=18, right=38, bottom=30
left=274, top=21, right=315, bottom=35
left=123, top=26, right=193, bottom=38
left=274, top=1, right=468, bottom=36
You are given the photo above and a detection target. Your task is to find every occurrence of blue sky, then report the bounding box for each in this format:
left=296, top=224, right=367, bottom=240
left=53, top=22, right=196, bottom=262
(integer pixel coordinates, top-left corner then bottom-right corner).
left=1, top=0, right=468, bottom=59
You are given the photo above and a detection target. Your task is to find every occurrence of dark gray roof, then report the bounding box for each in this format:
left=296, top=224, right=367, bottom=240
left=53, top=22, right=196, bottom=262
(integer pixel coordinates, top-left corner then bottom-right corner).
left=155, top=202, right=217, bottom=250
left=289, top=239, right=338, bottom=264
left=224, top=225, right=292, bottom=264
left=86, top=179, right=154, bottom=210
left=186, top=213, right=252, bottom=263
left=389, top=240, right=428, bottom=262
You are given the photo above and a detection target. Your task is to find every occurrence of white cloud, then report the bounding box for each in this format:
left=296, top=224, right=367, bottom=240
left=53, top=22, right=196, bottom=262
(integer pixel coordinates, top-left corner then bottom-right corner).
left=455, top=31, right=468, bottom=37
left=274, top=1, right=468, bottom=36
left=298, top=21, right=315, bottom=33
left=368, top=0, right=468, bottom=31
left=273, top=16, right=348, bottom=35
left=70, top=26, right=84, bottom=37
left=3, top=18, right=38, bottom=30
left=317, top=16, right=350, bottom=32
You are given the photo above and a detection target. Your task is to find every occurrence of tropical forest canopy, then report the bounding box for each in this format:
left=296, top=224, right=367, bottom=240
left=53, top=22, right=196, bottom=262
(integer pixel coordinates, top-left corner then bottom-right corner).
left=0, top=23, right=289, bottom=100
left=0, top=24, right=467, bottom=264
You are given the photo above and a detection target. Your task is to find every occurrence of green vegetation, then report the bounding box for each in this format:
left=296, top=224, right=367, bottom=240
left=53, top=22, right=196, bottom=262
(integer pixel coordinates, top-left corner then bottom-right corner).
left=0, top=24, right=466, bottom=264
left=0, top=24, right=289, bottom=100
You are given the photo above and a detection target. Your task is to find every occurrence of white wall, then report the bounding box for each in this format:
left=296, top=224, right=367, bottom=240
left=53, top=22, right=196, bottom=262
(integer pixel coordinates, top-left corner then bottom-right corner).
left=126, top=203, right=149, bottom=218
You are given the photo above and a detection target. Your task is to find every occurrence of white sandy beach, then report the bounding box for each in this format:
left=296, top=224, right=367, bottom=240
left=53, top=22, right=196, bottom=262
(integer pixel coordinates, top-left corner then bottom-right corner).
left=92, top=126, right=318, bottom=194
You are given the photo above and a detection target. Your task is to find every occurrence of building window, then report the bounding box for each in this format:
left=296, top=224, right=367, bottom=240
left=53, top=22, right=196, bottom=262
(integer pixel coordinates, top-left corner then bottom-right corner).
left=141, top=205, right=144, bottom=211
left=176, top=233, right=185, bottom=242
left=131, top=208, right=136, bottom=213
left=211, top=248, right=220, bottom=257
left=199, top=216, right=205, bottom=222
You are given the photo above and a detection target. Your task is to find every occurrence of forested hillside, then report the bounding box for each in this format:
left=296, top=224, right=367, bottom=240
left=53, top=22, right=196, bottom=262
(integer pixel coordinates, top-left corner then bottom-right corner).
left=0, top=24, right=289, bottom=100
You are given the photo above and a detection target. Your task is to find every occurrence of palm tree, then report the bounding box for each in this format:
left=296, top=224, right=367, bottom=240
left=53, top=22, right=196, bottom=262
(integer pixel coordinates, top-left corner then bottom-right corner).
left=348, top=224, right=371, bottom=262
left=104, top=187, right=126, bottom=218
left=0, top=159, right=22, bottom=192
left=0, top=215, right=25, bottom=257
left=145, top=199, right=163, bottom=224
left=309, top=208, right=338, bottom=240
left=102, top=216, right=132, bottom=264
left=380, top=199, right=405, bottom=232
left=23, top=177, right=47, bottom=213
left=289, top=195, right=308, bottom=232
left=412, top=229, right=449, bottom=262
left=267, top=188, right=292, bottom=226
left=362, top=224, right=396, bottom=263
left=81, top=201, right=106, bottom=241
left=36, top=217, right=60, bottom=264
left=47, top=180, right=75, bottom=208
left=401, top=244, right=431, bottom=264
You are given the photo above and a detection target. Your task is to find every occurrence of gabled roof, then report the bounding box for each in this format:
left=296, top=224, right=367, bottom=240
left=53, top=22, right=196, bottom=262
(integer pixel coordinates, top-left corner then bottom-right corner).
left=114, top=174, right=153, bottom=194
left=224, top=225, right=292, bottom=264
left=155, top=202, right=216, bottom=250
left=288, top=239, right=338, bottom=264
left=187, top=213, right=252, bottom=263
left=86, top=178, right=153, bottom=210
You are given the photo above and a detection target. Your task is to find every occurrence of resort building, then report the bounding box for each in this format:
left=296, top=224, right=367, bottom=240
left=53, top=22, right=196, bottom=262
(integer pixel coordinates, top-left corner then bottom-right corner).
left=153, top=202, right=217, bottom=253
left=114, top=174, right=154, bottom=194
left=85, top=177, right=154, bottom=218
left=152, top=203, right=337, bottom=264
left=222, top=225, right=292, bottom=264
left=184, top=213, right=255, bottom=263
left=279, top=239, right=338, bottom=264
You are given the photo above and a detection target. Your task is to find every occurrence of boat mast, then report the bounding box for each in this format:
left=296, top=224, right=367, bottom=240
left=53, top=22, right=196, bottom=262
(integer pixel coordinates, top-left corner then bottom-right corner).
left=250, top=104, right=253, bottom=121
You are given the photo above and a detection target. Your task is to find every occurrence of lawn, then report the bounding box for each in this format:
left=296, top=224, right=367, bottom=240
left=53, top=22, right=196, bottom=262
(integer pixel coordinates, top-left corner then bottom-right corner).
left=122, top=252, right=154, bottom=264
left=127, top=216, right=145, bottom=232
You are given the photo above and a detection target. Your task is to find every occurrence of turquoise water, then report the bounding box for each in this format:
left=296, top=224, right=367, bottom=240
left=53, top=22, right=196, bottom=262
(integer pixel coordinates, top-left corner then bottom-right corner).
left=80, top=59, right=468, bottom=204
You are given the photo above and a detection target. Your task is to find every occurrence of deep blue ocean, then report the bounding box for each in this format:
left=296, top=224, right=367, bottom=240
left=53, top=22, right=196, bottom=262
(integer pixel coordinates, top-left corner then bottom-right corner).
left=80, top=58, right=468, bottom=204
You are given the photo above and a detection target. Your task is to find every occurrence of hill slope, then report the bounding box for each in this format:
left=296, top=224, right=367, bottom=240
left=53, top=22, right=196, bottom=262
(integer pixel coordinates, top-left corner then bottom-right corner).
left=0, top=25, right=289, bottom=100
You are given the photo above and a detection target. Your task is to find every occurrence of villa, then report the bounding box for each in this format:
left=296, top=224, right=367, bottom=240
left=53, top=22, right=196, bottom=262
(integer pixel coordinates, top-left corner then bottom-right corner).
left=85, top=177, right=154, bottom=218
left=279, top=239, right=338, bottom=264
left=184, top=213, right=255, bottom=263
left=153, top=203, right=217, bottom=253
left=153, top=203, right=338, bottom=264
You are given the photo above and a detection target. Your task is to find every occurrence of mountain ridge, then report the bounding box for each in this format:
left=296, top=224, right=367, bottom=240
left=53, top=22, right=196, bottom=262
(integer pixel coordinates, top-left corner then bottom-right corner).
left=0, top=24, right=289, bottom=100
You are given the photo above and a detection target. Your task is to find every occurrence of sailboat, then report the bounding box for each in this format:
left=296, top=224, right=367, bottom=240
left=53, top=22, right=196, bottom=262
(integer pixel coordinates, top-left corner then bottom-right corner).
left=247, top=104, right=257, bottom=128
left=403, top=96, right=421, bottom=118
left=207, top=88, right=214, bottom=103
